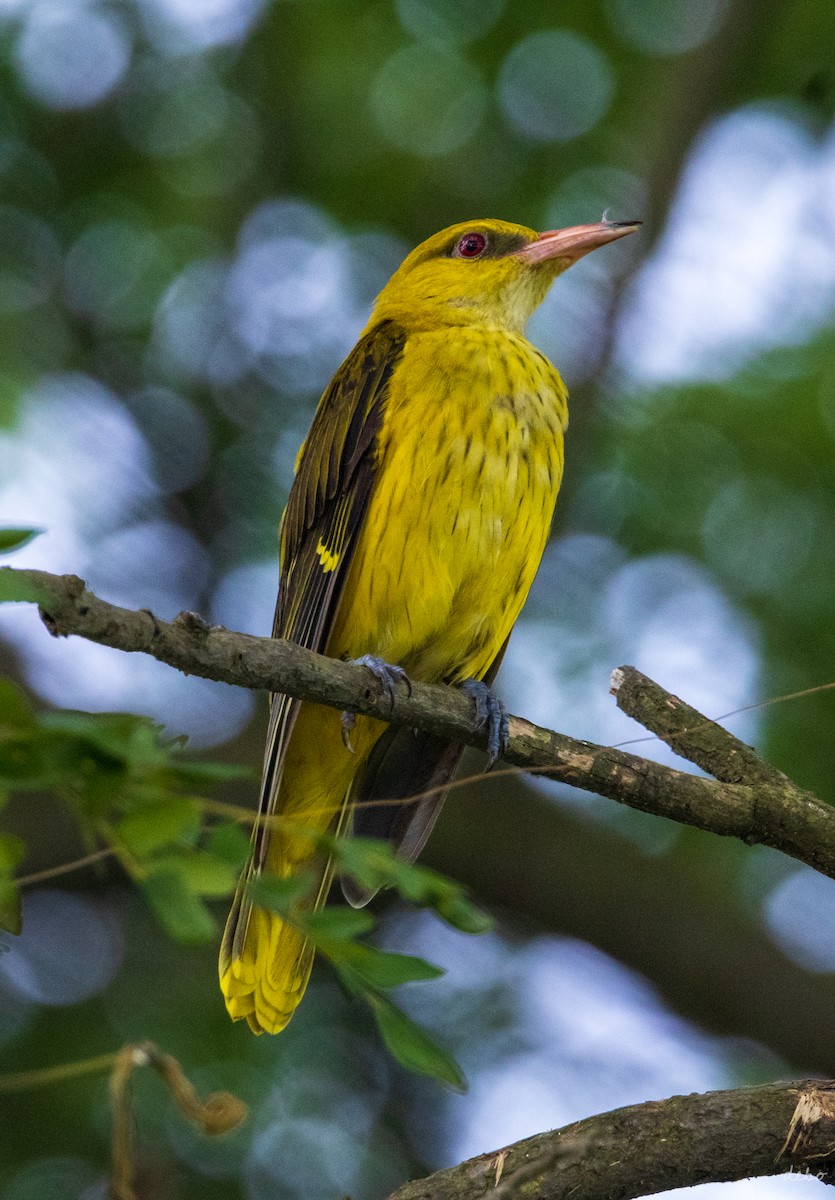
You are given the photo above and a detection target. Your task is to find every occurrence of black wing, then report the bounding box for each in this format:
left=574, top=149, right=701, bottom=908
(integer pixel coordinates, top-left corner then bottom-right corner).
left=221, top=320, right=406, bottom=968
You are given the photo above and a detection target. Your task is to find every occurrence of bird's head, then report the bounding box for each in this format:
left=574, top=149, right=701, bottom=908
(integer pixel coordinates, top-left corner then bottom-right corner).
left=367, top=217, right=640, bottom=335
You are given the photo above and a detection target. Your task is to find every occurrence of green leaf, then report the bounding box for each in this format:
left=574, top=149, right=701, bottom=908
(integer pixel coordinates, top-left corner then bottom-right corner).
left=0, top=567, right=49, bottom=604
left=116, top=798, right=201, bottom=857
left=171, top=760, right=253, bottom=784
left=301, top=907, right=375, bottom=941
left=149, top=849, right=237, bottom=897
left=205, top=822, right=251, bottom=871
left=427, top=892, right=494, bottom=935
left=0, top=528, right=44, bottom=554
left=42, top=711, right=164, bottom=766
left=328, top=942, right=444, bottom=989
left=142, top=869, right=216, bottom=943
left=329, top=837, right=397, bottom=892
left=366, top=991, right=466, bottom=1091
left=0, top=878, right=21, bottom=935
left=248, top=873, right=317, bottom=915
left=0, top=680, right=35, bottom=730
left=0, top=734, right=59, bottom=787
left=330, top=836, right=493, bottom=934
left=0, top=833, right=25, bottom=872
left=0, top=831, right=25, bottom=931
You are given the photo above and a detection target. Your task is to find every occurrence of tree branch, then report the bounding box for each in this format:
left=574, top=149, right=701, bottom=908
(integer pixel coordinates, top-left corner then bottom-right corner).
left=3, top=566, right=835, bottom=881
left=610, top=664, right=792, bottom=787
left=385, top=1079, right=835, bottom=1200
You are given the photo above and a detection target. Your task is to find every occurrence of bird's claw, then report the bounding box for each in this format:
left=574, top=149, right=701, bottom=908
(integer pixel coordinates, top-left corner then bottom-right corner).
left=341, top=710, right=356, bottom=753
left=341, top=656, right=411, bottom=748
left=460, top=678, right=509, bottom=769
left=140, top=608, right=161, bottom=638
left=352, top=654, right=412, bottom=711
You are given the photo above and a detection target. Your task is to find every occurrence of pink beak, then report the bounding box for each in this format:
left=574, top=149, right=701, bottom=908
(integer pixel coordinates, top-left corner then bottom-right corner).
left=515, top=220, right=641, bottom=266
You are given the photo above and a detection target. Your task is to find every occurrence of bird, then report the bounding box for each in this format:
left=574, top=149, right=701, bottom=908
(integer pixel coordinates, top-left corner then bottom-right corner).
left=220, top=216, right=639, bottom=1034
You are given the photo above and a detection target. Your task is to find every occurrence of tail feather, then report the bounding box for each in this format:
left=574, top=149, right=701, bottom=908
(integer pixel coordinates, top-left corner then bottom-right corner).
left=220, top=903, right=317, bottom=1034
left=341, top=727, right=465, bottom=907
left=220, top=827, right=344, bottom=1034
left=219, top=710, right=377, bottom=1033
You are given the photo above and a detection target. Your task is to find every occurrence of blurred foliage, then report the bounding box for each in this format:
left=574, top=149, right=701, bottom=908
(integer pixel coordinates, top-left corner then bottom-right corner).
left=0, top=667, right=486, bottom=1091
left=602, top=333, right=835, bottom=798
left=0, top=528, right=42, bottom=553
left=1, top=0, right=835, bottom=1197
left=0, top=674, right=247, bottom=937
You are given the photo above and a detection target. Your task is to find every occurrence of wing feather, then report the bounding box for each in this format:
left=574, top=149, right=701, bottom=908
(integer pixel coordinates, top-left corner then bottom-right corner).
left=221, top=321, right=406, bottom=970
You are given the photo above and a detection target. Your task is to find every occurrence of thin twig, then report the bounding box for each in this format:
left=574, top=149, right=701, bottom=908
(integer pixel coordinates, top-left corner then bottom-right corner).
left=16, top=846, right=116, bottom=888
left=0, top=1051, right=119, bottom=1093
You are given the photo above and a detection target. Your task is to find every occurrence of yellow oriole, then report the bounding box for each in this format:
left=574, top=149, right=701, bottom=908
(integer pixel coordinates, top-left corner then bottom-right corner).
left=220, top=217, right=639, bottom=1034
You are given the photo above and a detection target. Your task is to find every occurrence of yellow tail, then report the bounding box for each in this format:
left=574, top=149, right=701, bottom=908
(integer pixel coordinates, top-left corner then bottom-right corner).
left=220, top=702, right=378, bottom=1034
left=220, top=901, right=317, bottom=1035
left=220, top=771, right=348, bottom=1035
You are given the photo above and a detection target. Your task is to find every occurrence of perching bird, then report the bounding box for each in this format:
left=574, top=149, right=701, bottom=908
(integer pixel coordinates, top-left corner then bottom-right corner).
left=220, top=216, right=639, bottom=1034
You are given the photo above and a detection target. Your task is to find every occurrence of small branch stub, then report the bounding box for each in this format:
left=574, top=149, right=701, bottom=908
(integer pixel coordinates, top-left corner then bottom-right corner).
left=779, top=1082, right=835, bottom=1173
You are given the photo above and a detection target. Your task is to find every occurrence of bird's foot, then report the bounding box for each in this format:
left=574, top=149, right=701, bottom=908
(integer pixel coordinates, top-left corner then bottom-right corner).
left=460, top=678, right=509, bottom=769
left=341, top=655, right=412, bottom=752
left=352, top=654, right=412, bottom=708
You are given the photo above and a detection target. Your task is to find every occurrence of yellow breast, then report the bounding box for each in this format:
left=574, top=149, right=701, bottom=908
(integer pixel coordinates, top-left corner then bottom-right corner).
left=327, top=325, right=567, bottom=684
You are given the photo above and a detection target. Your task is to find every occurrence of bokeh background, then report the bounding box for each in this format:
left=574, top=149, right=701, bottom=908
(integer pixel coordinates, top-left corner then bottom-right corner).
left=1, top=0, right=835, bottom=1195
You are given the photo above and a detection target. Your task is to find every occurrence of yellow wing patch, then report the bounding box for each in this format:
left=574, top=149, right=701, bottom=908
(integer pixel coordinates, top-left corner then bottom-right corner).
left=316, top=539, right=340, bottom=572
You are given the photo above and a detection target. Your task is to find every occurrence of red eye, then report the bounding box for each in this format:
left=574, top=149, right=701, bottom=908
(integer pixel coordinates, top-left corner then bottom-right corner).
left=455, top=232, right=487, bottom=258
